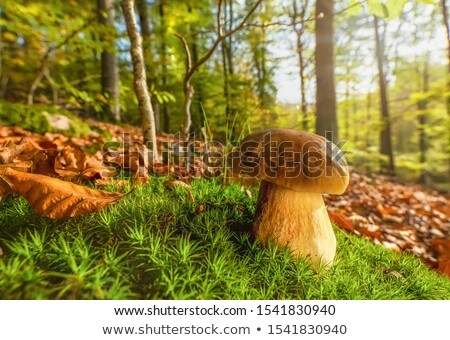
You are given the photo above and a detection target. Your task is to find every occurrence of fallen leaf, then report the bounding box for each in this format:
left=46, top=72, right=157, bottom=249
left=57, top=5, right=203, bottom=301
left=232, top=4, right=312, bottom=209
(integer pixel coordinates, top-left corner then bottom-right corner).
left=164, top=179, right=195, bottom=203
left=0, top=176, right=15, bottom=197
left=0, top=168, right=127, bottom=219
left=0, top=140, right=28, bottom=164
left=55, top=145, right=86, bottom=175
left=132, top=167, right=150, bottom=186
left=164, top=179, right=191, bottom=190
left=0, top=161, right=34, bottom=173
left=31, top=149, right=59, bottom=176
left=438, top=258, right=450, bottom=278
left=80, top=166, right=117, bottom=182
left=328, top=211, right=355, bottom=232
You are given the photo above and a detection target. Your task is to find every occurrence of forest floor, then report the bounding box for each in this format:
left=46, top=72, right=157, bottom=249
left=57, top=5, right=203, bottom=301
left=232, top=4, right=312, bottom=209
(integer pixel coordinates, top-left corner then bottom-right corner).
left=0, top=119, right=449, bottom=299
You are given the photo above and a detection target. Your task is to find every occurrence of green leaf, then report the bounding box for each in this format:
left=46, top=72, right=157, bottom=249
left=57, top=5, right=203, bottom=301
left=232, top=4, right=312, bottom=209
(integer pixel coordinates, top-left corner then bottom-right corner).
left=347, top=0, right=363, bottom=16
left=386, top=0, right=408, bottom=19
left=367, top=0, right=389, bottom=18
left=415, top=0, right=436, bottom=4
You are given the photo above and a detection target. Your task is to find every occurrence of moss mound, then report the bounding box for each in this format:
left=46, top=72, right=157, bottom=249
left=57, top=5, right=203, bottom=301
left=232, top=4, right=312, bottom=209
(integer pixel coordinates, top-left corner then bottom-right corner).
left=0, top=102, right=90, bottom=137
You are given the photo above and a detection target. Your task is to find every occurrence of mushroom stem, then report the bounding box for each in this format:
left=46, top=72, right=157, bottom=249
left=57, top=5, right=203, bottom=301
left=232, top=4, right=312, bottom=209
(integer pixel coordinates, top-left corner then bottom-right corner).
left=253, top=180, right=336, bottom=267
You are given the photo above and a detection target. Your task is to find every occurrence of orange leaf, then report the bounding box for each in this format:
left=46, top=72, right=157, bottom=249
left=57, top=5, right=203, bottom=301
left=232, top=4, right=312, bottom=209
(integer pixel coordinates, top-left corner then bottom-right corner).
left=0, top=140, right=29, bottom=164
left=0, top=168, right=127, bottom=219
left=328, top=211, right=355, bottom=233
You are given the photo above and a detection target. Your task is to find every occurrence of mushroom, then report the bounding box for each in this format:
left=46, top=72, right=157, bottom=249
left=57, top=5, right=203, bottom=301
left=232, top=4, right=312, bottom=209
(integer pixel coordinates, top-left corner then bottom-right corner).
left=231, top=129, right=349, bottom=267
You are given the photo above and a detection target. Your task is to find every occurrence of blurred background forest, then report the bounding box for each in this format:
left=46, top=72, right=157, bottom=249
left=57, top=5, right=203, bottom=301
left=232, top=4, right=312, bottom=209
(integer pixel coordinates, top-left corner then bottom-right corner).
left=0, top=0, right=449, bottom=190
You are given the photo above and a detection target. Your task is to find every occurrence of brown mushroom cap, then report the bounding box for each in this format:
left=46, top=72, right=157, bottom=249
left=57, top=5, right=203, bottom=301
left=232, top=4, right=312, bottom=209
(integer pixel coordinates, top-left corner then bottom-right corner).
left=231, top=129, right=349, bottom=194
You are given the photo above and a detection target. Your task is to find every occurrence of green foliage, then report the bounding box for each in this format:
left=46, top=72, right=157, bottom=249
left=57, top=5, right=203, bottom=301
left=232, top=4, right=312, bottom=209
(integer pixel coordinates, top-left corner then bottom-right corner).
left=0, top=178, right=449, bottom=299
left=0, top=102, right=91, bottom=137
left=350, top=0, right=437, bottom=19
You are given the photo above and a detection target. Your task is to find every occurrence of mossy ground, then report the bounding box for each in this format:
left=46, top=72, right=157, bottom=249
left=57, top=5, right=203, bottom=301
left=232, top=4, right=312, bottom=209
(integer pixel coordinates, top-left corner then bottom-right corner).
left=0, top=177, right=449, bottom=299
left=0, top=102, right=91, bottom=137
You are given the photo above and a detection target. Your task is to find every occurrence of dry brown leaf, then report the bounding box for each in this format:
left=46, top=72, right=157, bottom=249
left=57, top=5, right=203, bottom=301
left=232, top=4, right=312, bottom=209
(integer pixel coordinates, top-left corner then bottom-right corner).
left=55, top=145, right=86, bottom=174
left=0, top=126, right=29, bottom=137
left=31, top=149, right=59, bottom=176
left=328, top=211, right=355, bottom=233
left=80, top=166, right=117, bottom=182
left=164, top=179, right=191, bottom=190
left=0, top=175, right=15, bottom=197
left=0, top=168, right=127, bottom=219
left=0, top=160, right=34, bottom=173
left=132, top=167, right=150, bottom=186
left=0, top=140, right=29, bottom=164
left=164, top=179, right=194, bottom=203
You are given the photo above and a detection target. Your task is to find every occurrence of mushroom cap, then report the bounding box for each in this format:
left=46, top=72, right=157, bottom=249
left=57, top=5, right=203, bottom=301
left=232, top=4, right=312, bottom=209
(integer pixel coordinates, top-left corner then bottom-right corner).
left=231, top=129, right=349, bottom=194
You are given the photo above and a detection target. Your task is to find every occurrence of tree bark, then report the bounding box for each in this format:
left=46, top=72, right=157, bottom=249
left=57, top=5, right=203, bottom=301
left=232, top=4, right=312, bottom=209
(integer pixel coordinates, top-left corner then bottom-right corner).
left=159, top=0, right=170, bottom=132
left=441, top=0, right=450, bottom=178
left=121, top=0, right=159, bottom=160
left=137, top=0, right=160, bottom=132
left=374, top=16, right=395, bottom=175
left=418, top=53, right=429, bottom=184
left=315, top=0, right=338, bottom=143
left=292, top=0, right=309, bottom=131
left=366, top=89, right=372, bottom=149
left=99, top=0, right=121, bottom=121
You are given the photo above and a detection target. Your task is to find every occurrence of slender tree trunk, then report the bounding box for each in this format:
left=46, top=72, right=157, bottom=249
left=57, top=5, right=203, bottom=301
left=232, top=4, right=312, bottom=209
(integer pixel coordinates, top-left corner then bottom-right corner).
left=192, top=35, right=205, bottom=131
left=352, top=99, right=358, bottom=143
left=182, top=81, right=194, bottom=139
left=374, top=16, right=395, bottom=174
left=441, top=0, right=450, bottom=178
left=159, top=0, right=170, bottom=132
left=292, top=0, right=309, bottom=131
left=297, top=34, right=308, bottom=130
left=418, top=52, right=430, bottom=184
left=187, top=5, right=204, bottom=133
left=366, top=90, right=372, bottom=148
left=221, top=0, right=231, bottom=124
left=315, top=0, right=338, bottom=143
left=137, top=0, right=160, bottom=132
left=344, top=71, right=350, bottom=140
left=121, top=0, right=159, bottom=159
left=221, top=40, right=231, bottom=124
left=99, top=0, right=121, bottom=121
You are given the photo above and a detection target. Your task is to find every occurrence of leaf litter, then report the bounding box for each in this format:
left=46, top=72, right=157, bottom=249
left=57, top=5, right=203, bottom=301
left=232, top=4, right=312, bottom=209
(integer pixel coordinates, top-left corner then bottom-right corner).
left=0, top=124, right=449, bottom=277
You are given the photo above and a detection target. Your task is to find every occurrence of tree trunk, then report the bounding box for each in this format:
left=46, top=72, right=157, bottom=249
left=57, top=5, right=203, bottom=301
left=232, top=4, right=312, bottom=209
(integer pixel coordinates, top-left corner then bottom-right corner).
left=344, top=71, right=350, bottom=140
left=366, top=89, right=372, bottom=149
left=292, top=0, right=309, bottom=131
left=137, top=0, right=160, bottom=132
left=441, top=0, right=450, bottom=178
left=418, top=52, right=430, bottom=184
left=221, top=0, right=231, bottom=134
left=374, top=16, right=395, bottom=175
left=159, top=0, right=170, bottom=132
left=221, top=39, right=231, bottom=125
left=315, top=0, right=338, bottom=143
left=121, top=0, right=159, bottom=160
left=99, top=0, right=121, bottom=121
left=298, top=36, right=308, bottom=131
left=183, top=81, right=194, bottom=139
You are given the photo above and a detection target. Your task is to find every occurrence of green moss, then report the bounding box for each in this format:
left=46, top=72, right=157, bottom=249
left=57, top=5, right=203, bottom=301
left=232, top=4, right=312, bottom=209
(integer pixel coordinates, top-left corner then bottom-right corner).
left=0, top=178, right=449, bottom=299
left=0, top=102, right=90, bottom=137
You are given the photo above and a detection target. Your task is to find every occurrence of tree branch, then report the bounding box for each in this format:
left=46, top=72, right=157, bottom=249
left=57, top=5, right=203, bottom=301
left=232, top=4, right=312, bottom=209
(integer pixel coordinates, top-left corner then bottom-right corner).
left=217, top=0, right=224, bottom=37
left=181, top=0, right=263, bottom=81
left=174, top=33, right=193, bottom=75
